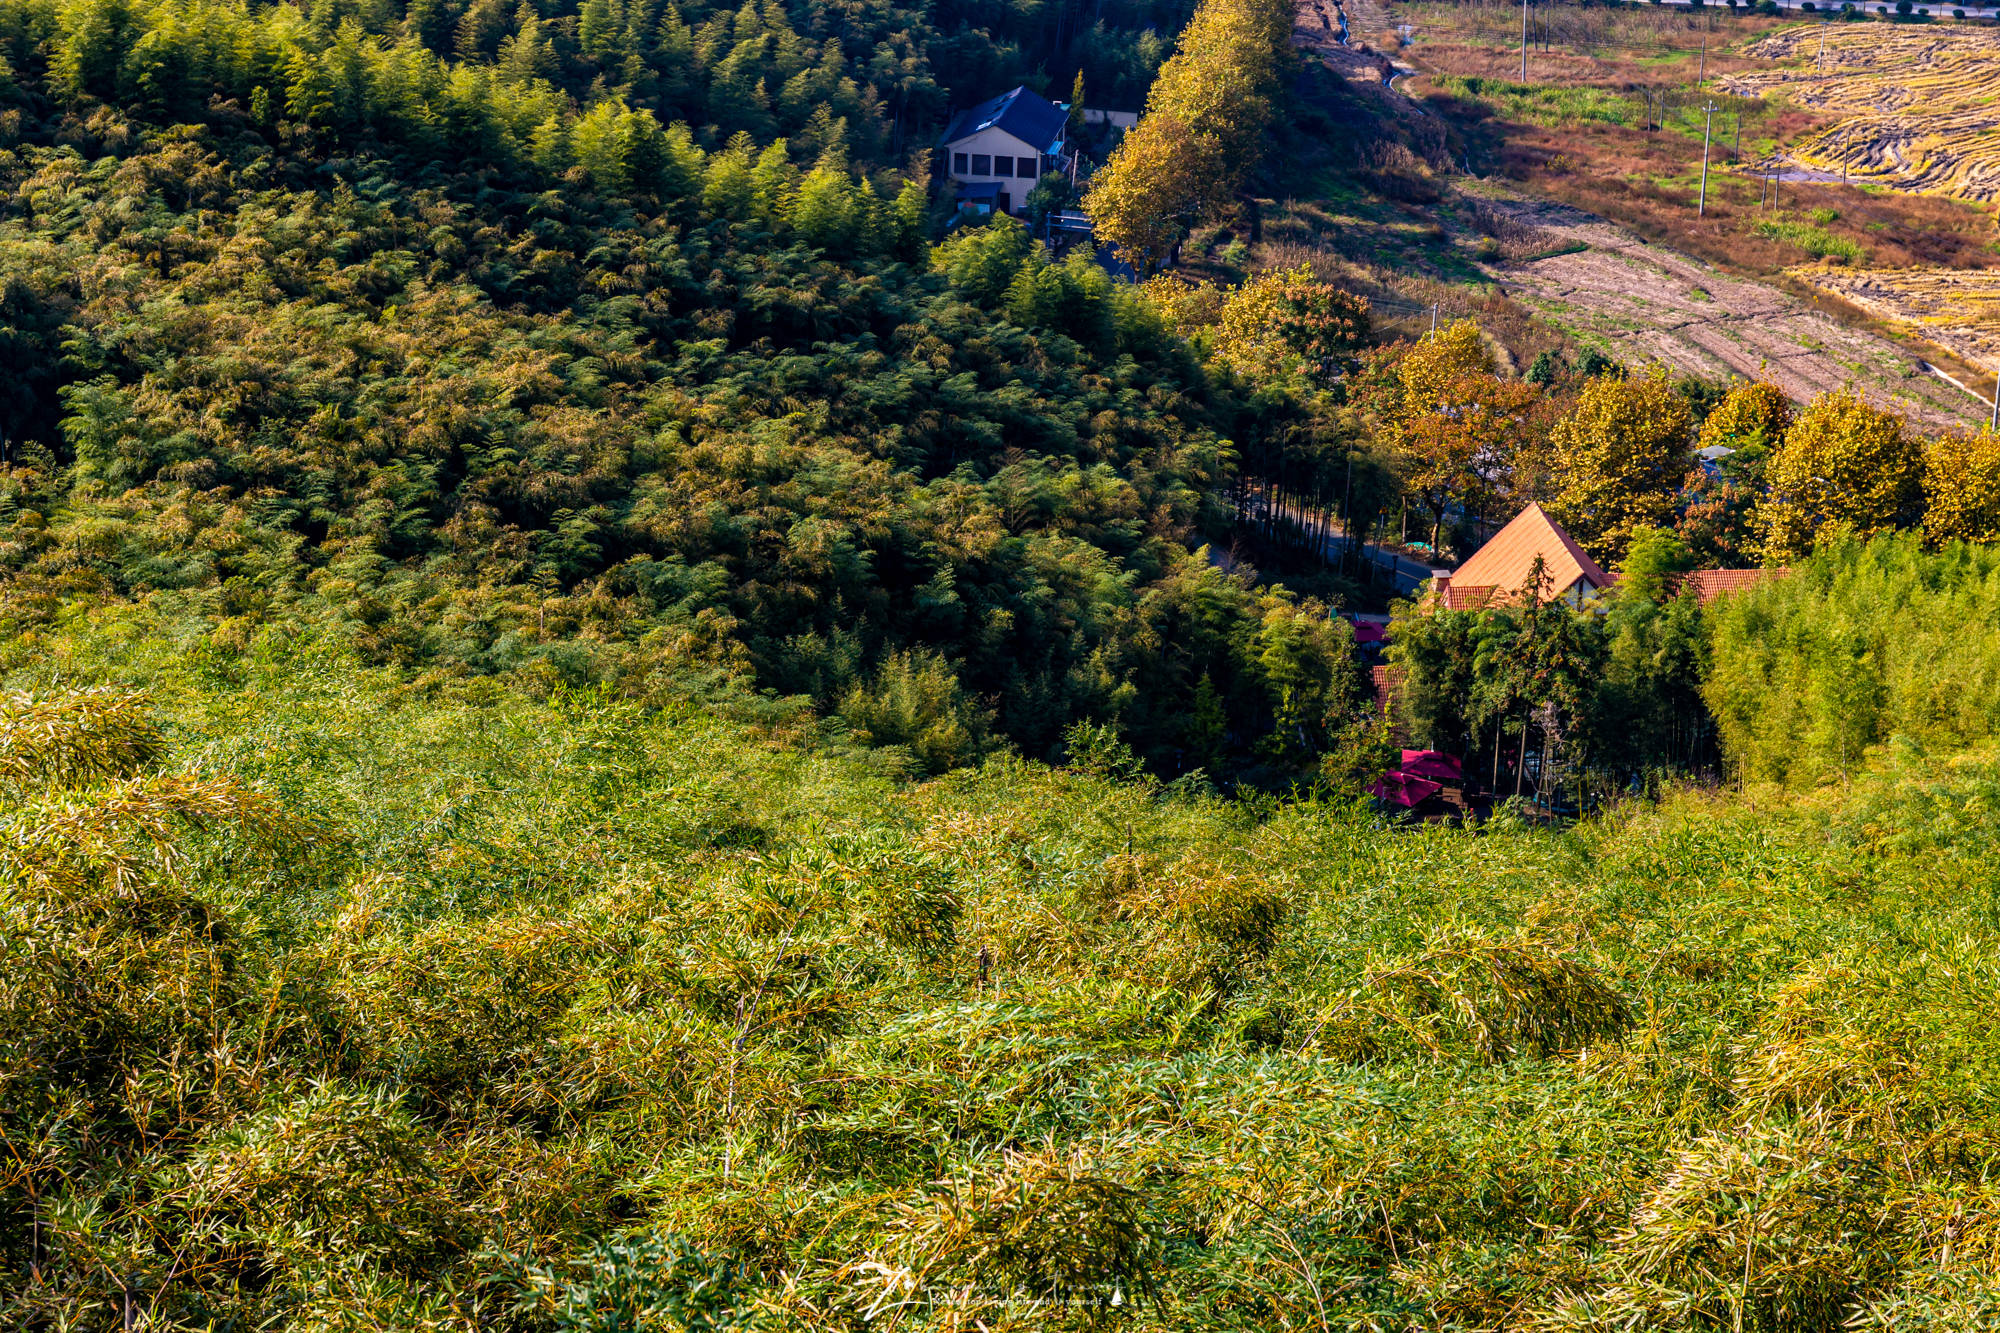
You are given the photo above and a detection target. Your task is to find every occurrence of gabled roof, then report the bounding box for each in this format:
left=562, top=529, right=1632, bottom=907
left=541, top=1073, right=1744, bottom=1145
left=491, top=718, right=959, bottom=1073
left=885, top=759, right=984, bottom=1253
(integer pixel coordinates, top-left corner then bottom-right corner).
left=938, top=86, right=1068, bottom=152
left=1441, top=503, right=1611, bottom=610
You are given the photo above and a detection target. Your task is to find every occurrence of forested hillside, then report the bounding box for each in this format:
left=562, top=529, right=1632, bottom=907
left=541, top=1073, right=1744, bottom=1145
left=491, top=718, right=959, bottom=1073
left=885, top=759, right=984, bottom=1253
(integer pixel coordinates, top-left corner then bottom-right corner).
left=0, top=0, right=1389, bottom=784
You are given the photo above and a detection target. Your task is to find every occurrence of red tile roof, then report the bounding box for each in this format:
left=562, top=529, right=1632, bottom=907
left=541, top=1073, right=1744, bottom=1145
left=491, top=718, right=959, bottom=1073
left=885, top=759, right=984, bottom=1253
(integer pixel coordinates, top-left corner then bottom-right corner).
left=1440, top=504, right=1611, bottom=610
left=1681, top=567, right=1787, bottom=605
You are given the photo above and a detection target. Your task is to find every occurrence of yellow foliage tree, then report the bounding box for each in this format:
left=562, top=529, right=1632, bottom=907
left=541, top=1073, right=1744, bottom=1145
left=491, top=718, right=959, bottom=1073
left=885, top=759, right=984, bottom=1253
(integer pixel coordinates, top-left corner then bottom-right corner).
left=1923, top=427, right=2000, bottom=546
left=1698, top=380, right=1793, bottom=454
left=1400, top=373, right=1542, bottom=554
left=1546, top=369, right=1694, bottom=562
left=1210, top=265, right=1370, bottom=383
left=1393, top=320, right=1495, bottom=420
left=1141, top=273, right=1226, bottom=338
left=1761, top=387, right=1924, bottom=562
left=1083, top=0, right=1291, bottom=273
left=1355, top=321, right=1516, bottom=555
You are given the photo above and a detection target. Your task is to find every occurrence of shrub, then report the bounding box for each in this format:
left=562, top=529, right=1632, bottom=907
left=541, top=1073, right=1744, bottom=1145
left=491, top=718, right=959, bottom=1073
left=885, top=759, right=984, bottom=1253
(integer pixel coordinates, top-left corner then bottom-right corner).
left=837, top=650, right=992, bottom=775
left=1704, top=535, right=2000, bottom=784
left=1360, top=928, right=1631, bottom=1061
left=870, top=1146, right=1163, bottom=1317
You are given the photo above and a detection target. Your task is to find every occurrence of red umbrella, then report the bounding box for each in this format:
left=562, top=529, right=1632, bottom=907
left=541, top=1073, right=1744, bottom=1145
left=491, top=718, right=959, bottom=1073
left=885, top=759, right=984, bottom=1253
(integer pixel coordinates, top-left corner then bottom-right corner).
left=1400, top=750, right=1463, bottom=783
left=1370, top=770, right=1443, bottom=807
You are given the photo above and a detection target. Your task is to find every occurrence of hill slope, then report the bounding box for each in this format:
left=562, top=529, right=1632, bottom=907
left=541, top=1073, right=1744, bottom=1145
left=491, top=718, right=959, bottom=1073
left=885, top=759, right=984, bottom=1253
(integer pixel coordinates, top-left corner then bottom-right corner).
left=6, top=619, right=2000, bottom=1327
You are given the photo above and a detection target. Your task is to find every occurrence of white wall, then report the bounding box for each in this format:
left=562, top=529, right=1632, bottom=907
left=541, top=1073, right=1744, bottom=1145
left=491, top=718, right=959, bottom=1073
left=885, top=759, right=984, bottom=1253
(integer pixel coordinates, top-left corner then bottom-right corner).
left=943, top=126, right=1049, bottom=198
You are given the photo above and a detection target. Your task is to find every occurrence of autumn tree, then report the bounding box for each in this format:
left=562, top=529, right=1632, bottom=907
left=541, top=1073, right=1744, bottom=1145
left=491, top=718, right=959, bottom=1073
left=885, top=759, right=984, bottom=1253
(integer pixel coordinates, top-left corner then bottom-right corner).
left=1400, top=374, right=1541, bottom=556
left=1083, top=0, right=1292, bottom=274
left=1392, top=319, right=1495, bottom=417
left=1923, top=427, right=2000, bottom=546
left=1679, top=380, right=1790, bottom=566
left=1761, top=387, right=1923, bottom=562
left=1208, top=265, right=1369, bottom=386
left=1547, top=369, right=1694, bottom=563
left=1360, top=321, right=1529, bottom=556
left=1697, top=380, right=1792, bottom=455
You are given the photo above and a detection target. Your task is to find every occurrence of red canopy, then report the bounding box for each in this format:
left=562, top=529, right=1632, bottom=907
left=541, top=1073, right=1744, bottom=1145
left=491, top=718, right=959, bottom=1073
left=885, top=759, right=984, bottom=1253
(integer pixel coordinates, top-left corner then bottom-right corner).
left=1369, top=770, right=1443, bottom=807
left=1400, top=750, right=1463, bottom=783
left=1350, top=620, right=1387, bottom=645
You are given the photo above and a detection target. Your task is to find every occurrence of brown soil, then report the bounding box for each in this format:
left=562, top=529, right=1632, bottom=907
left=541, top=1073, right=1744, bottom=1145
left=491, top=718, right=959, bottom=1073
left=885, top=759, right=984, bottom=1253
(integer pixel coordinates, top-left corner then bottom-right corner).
left=1467, top=190, right=1983, bottom=426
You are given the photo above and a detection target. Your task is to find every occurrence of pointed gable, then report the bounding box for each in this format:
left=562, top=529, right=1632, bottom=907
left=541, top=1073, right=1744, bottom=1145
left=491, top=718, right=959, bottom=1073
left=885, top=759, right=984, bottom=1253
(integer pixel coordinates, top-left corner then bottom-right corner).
left=1440, top=503, right=1612, bottom=610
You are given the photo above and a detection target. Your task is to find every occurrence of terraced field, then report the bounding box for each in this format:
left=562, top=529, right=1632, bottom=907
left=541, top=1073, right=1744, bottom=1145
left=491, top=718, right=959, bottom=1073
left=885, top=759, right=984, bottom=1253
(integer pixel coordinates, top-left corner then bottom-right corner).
left=1796, top=266, right=2000, bottom=372
left=1468, top=191, right=1980, bottom=426
left=1719, top=25, right=2000, bottom=200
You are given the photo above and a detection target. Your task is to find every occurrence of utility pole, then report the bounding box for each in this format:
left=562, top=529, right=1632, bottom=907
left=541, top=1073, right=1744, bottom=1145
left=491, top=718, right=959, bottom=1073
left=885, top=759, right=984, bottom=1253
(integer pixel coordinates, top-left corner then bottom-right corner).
left=1430, top=302, right=1439, bottom=337
left=1521, top=0, right=1529, bottom=82
left=1697, top=28, right=1708, bottom=89
left=1816, top=18, right=1829, bottom=71
left=1991, top=371, right=1998, bottom=432
left=1698, top=101, right=1717, bottom=218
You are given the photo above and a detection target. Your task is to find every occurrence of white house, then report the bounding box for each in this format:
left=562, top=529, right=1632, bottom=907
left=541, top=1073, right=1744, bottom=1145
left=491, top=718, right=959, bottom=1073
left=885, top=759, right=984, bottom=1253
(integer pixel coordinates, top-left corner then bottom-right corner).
left=938, top=86, right=1070, bottom=216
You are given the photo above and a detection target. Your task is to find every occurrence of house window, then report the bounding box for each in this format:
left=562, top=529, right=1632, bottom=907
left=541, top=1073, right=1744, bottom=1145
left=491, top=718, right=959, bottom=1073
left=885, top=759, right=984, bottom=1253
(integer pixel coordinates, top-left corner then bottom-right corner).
left=971, top=154, right=991, bottom=175
left=1018, top=157, right=1037, bottom=179
left=993, top=156, right=1012, bottom=177
left=953, top=152, right=968, bottom=174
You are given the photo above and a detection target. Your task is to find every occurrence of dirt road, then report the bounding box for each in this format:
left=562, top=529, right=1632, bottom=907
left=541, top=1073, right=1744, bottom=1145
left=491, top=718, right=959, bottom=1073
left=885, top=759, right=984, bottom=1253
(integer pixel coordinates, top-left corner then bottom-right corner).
left=1468, top=191, right=1981, bottom=426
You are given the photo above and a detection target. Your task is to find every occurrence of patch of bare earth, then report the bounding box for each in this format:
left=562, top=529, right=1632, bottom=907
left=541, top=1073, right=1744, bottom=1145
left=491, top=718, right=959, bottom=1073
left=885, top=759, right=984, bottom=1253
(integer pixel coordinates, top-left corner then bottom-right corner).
left=1468, top=191, right=1981, bottom=427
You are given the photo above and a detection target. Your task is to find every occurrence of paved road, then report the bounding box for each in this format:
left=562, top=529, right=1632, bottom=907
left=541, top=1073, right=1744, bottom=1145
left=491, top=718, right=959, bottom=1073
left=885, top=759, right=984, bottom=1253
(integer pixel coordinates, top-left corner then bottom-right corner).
left=1255, top=496, right=1442, bottom=594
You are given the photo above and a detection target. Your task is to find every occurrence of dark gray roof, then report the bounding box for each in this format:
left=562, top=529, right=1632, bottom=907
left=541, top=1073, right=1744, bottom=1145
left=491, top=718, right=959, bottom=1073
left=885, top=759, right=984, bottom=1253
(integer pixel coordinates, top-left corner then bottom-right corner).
left=938, top=87, right=1068, bottom=152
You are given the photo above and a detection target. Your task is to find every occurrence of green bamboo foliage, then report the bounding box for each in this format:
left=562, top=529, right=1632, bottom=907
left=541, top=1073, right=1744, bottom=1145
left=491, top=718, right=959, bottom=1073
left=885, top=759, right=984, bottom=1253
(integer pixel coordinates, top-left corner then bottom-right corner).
left=2, top=632, right=2000, bottom=1326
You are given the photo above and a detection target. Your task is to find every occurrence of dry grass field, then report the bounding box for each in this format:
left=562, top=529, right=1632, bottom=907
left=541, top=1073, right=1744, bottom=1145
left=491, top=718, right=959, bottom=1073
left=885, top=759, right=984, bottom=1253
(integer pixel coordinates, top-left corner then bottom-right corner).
left=1362, top=2, right=2000, bottom=403
left=1796, top=266, right=2000, bottom=372
left=1720, top=25, right=2000, bottom=200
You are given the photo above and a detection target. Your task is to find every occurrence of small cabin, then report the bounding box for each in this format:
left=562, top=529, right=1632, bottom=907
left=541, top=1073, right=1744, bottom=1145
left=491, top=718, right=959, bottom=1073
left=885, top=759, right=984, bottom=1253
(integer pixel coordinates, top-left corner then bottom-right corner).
left=938, top=86, right=1070, bottom=216
left=1432, top=503, right=1614, bottom=611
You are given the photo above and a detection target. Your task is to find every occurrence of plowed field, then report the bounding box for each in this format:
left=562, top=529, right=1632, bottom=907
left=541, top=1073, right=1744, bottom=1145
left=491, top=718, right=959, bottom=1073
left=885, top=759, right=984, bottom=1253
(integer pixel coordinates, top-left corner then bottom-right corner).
left=1719, top=25, right=2000, bottom=200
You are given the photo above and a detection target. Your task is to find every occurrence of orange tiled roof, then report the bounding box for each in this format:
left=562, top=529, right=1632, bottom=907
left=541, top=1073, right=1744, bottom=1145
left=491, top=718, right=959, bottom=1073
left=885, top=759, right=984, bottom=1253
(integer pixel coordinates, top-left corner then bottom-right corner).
left=1441, top=504, right=1611, bottom=610
left=1681, top=567, right=1787, bottom=605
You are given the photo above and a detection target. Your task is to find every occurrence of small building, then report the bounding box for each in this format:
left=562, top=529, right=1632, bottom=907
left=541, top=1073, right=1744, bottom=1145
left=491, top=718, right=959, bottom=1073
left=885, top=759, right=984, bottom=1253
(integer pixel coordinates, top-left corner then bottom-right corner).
left=938, top=86, right=1070, bottom=216
left=1432, top=503, right=1614, bottom=611
left=1428, top=502, right=1786, bottom=612
left=1079, top=108, right=1139, bottom=131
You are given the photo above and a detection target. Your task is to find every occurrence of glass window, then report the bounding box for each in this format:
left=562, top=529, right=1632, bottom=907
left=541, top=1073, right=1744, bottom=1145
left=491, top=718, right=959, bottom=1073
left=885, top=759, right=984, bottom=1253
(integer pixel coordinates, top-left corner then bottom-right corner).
left=971, top=154, right=991, bottom=175
left=953, top=152, right=968, bottom=174
left=993, top=156, right=1012, bottom=177
left=1018, top=157, right=1038, bottom=179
